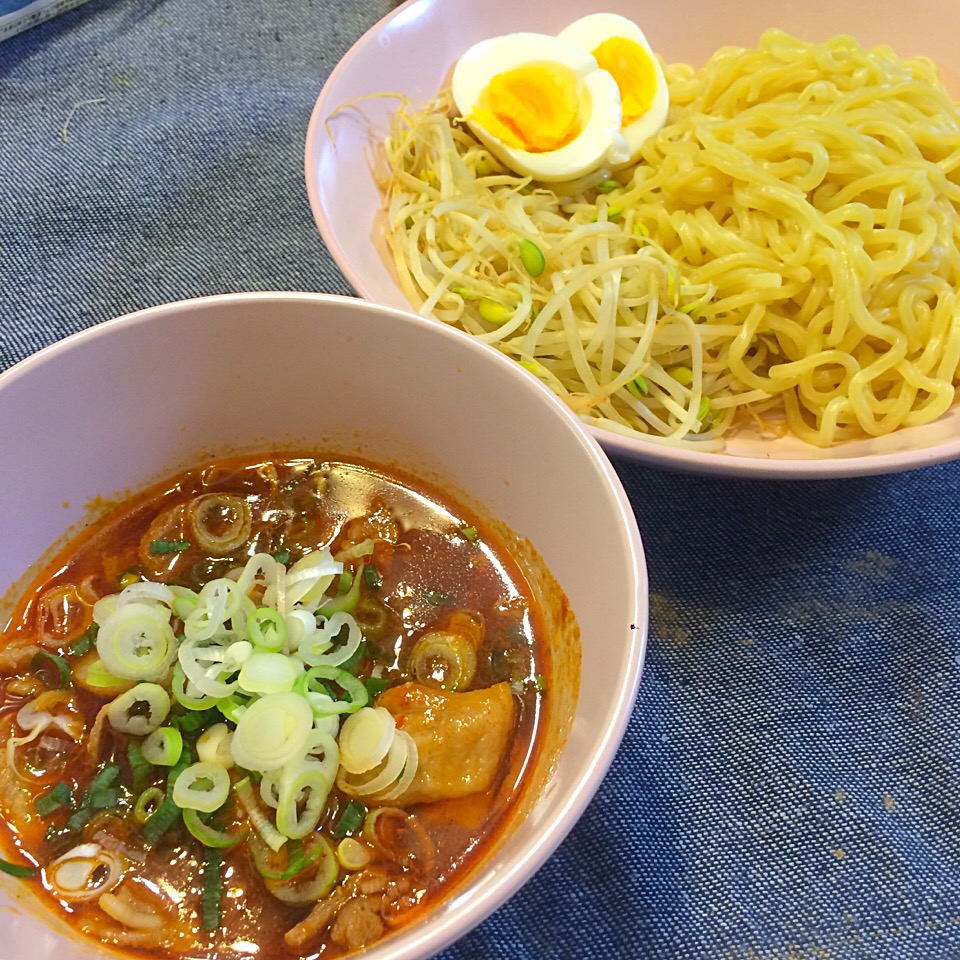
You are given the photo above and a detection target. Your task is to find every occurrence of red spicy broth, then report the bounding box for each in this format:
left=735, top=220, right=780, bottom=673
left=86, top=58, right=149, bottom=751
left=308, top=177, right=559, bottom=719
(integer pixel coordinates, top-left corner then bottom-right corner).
left=0, top=455, right=551, bottom=959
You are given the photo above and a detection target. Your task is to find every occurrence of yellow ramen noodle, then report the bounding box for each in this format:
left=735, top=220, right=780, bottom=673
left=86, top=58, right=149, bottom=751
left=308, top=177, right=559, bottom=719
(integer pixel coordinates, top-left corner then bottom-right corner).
left=381, top=30, right=960, bottom=448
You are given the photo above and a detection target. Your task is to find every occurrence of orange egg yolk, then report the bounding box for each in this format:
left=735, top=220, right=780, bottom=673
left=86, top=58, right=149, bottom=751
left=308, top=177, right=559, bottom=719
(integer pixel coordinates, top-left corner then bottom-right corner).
left=591, top=36, right=657, bottom=125
left=472, top=63, right=583, bottom=152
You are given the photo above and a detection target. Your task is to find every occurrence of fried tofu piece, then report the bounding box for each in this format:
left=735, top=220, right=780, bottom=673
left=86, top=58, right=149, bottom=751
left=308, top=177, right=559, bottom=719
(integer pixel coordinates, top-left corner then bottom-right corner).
left=376, top=681, right=516, bottom=806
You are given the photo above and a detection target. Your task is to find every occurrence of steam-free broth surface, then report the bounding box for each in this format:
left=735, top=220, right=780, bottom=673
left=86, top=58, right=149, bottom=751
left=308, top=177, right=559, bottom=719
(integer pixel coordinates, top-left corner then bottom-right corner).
left=0, top=456, right=549, bottom=958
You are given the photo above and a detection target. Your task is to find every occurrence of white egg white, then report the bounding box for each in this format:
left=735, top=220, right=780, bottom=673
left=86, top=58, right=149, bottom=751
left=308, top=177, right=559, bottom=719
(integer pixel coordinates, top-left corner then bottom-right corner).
left=557, top=13, right=669, bottom=162
left=451, top=32, right=629, bottom=182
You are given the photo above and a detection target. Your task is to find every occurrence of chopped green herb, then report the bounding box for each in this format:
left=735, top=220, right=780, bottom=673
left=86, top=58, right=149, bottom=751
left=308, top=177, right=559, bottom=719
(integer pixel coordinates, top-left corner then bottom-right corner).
left=127, top=742, right=153, bottom=793
left=150, top=539, right=191, bottom=555
left=65, top=806, right=97, bottom=832
left=425, top=590, right=450, bottom=607
left=460, top=526, right=479, bottom=542
left=183, top=809, right=245, bottom=849
left=34, top=782, right=74, bottom=817
left=332, top=800, right=367, bottom=840
left=69, top=624, right=98, bottom=657
left=86, top=763, right=121, bottom=795
left=363, top=676, right=390, bottom=699
left=338, top=639, right=368, bottom=676
left=171, top=707, right=220, bottom=733
left=87, top=787, right=121, bottom=809
left=142, top=749, right=192, bottom=845
left=274, top=547, right=291, bottom=565
left=534, top=674, right=546, bottom=691
left=140, top=795, right=181, bottom=845
left=363, top=566, right=382, bottom=590
left=30, top=651, right=71, bottom=689
left=0, top=858, right=34, bottom=878
left=200, top=847, right=224, bottom=931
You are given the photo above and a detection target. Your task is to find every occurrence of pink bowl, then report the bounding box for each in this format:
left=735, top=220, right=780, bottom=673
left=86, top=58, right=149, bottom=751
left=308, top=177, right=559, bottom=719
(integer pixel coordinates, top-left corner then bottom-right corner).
left=306, top=0, right=960, bottom=478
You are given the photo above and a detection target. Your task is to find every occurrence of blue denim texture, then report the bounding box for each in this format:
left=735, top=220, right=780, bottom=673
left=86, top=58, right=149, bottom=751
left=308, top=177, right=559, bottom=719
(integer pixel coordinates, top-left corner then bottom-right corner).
left=2, top=2, right=960, bottom=958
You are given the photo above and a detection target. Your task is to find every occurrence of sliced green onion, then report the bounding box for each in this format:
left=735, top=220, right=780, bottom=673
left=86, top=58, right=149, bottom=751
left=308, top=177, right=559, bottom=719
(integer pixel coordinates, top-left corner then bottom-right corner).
left=172, top=706, right=221, bottom=732
left=336, top=837, right=371, bottom=870
left=214, top=695, right=249, bottom=725
left=142, top=727, right=183, bottom=767
left=332, top=800, right=366, bottom=840
left=0, top=858, right=35, bottom=878
left=250, top=836, right=330, bottom=881
left=273, top=547, right=291, bottom=566
left=247, top=608, right=286, bottom=653
left=134, top=787, right=165, bottom=824
left=196, top=723, right=234, bottom=769
left=363, top=566, right=382, bottom=590
left=235, top=777, right=286, bottom=852
left=424, top=590, right=449, bottom=606
left=190, top=494, right=251, bottom=557
left=263, top=835, right=337, bottom=904
left=298, top=666, right=368, bottom=715
left=338, top=708, right=394, bottom=776
left=518, top=238, right=545, bottom=277
left=140, top=795, right=181, bottom=844
left=411, top=633, right=477, bottom=691
left=460, top=526, right=478, bottom=542
left=173, top=762, right=230, bottom=813
left=200, top=847, right=223, bottom=931
left=66, top=807, right=96, bottom=831
left=250, top=834, right=327, bottom=880
left=353, top=597, right=390, bottom=643
left=69, top=625, right=98, bottom=657
left=142, top=750, right=192, bottom=844
left=83, top=658, right=131, bottom=690
left=626, top=375, right=649, bottom=398
left=127, top=742, right=153, bottom=792
left=183, top=809, right=246, bottom=849
left=478, top=298, right=513, bottom=324
left=172, top=664, right=219, bottom=711
left=276, top=761, right=333, bottom=839
left=337, top=570, right=354, bottom=594
left=107, top=683, right=171, bottom=736
left=363, top=676, right=390, bottom=699
left=230, top=693, right=313, bottom=773
left=150, top=540, right=191, bottom=555
left=87, top=763, right=121, bottom=795
left=335, top=539, right=375, bottom=563
left=30, top=651, right=71, bottom=689
left=299, top=611, right=363, bottom=669
left=87, top=787, right=120, bottom=809
left=238, top=651, right=302, bottom=695
left=96, top=602, right=177, bottom=681
left=319, top=563, right=363, bottom=615
left=34, top=782, right=74, bottom=817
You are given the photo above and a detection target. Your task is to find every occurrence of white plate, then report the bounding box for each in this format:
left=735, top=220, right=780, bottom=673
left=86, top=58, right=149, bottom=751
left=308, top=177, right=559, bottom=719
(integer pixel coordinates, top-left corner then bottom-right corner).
left=305, top=0, right=960, bottom=478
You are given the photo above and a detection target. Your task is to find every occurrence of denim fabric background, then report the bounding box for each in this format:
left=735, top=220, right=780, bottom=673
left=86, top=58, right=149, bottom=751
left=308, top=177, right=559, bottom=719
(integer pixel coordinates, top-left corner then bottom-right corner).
left=2, top=2, right=960, bottom=958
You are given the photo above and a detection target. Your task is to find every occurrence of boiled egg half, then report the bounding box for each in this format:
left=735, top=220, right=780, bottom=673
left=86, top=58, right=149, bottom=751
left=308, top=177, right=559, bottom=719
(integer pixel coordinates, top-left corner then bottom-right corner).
left=557, top=13, right=669, bottom=162
left=451, top=32, right=630, bottom=182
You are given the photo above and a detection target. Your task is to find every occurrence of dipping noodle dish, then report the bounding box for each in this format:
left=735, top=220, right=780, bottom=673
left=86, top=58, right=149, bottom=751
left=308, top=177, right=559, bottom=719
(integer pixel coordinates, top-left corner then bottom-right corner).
left=376, top=13, right=960, bottom=451
left=0, top=452, right=576, bottom=958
